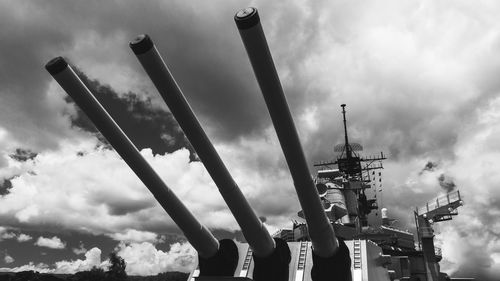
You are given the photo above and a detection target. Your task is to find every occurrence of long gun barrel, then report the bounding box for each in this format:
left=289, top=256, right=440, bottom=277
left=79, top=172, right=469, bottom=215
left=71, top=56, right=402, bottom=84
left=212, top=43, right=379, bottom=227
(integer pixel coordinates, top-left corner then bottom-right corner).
left=44, top=57, right=219, bottom=259
left=128, top=34, right=276, bottom=258
left=234, top=8, right=338, bottom=258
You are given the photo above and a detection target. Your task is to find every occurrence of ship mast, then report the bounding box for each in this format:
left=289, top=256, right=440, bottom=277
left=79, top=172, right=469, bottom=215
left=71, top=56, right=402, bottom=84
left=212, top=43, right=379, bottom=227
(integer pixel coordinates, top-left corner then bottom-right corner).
left=341, top=104, right=353, bottom=160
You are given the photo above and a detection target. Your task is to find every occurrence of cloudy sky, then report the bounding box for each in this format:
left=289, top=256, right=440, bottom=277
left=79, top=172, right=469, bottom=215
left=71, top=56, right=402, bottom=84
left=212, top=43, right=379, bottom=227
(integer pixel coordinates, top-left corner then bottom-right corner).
left=0, top=0, right=499, bottom=279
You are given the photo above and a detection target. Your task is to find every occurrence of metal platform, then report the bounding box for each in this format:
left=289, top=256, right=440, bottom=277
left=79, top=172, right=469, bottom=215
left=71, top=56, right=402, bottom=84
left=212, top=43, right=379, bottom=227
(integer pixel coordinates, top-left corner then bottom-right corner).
left=416, top=191, right=462, bottom=222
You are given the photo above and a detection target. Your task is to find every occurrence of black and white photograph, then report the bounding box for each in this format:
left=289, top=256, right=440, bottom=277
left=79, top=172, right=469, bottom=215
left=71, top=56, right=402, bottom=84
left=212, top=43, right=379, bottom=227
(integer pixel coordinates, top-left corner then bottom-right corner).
left=0, top=1, right=498, bottom=280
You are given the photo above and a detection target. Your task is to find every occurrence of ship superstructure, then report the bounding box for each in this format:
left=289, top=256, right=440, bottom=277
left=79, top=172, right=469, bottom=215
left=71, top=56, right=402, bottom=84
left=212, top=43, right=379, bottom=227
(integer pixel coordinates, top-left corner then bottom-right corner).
left=274, top=105, right=471, bottom=281
left=45, top=6, right=473, bottom=281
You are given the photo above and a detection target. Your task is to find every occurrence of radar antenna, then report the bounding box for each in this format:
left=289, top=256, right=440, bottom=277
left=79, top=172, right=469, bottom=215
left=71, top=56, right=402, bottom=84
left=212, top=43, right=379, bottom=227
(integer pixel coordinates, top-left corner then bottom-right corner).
left=314, top=104, right=386, bottom=179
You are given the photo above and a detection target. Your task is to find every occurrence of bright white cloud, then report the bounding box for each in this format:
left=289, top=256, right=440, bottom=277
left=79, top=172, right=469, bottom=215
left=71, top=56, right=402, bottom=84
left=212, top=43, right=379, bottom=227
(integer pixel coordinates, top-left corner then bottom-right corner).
left=0, top=151, right=37, bottom=184
left=17, top=233, right=32, bottom=242
left=116, top=241, right=196, bottom=275
left=431, top=97, right=500, bottom=279
left=4, top=254, right=14, bottom=264
left=371, top=95, right=500, bottom=280
left=1, top=242, right=197, bottom=276
left=107, top=229, right=160, bottom=244
left=0, top=226, right=16, bottom=241
left=0, top=134, right=295, bottom=235
left=0, top=137, right=163, bottom=234
left=35, top=236, right=66, bottom=249
left=0, top=247, right=104, bottom=274
left=54, top=247, right=103, bottom=274
left=0, top=262, right=52, bottom=274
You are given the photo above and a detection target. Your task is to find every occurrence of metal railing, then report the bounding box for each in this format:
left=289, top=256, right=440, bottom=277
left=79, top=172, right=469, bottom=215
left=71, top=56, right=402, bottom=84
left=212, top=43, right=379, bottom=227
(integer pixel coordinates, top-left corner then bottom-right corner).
left=416, top=190, right=461, bottom=215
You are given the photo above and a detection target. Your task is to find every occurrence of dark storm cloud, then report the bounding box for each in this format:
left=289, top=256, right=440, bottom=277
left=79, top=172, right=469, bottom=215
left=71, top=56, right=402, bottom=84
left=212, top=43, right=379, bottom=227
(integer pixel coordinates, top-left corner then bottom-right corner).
left=105, top=200, right=156, bottom=217
left=0, top=1, right=75, bottom=152
left=68, top=69, right=192, bottom=156
left=0, top=178, right=14, bottom=196
left=41, top=0, right=275, bottom=142
left=0, top=0, right=268, bottom=158
left=2, top=0, right=499, bottom=166
left=3, top=0, right=456, bottom=173
left=9, top=149, right=38, bottom=162
left=438, top=174, right=456, bottom=193
left=419, top=161, right=438, bottom=175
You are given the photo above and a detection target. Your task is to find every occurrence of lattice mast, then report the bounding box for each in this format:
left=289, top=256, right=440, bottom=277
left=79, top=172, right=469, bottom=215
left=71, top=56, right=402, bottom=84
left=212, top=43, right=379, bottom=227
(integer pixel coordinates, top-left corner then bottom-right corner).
left=312, top=105, right=387, bottom=229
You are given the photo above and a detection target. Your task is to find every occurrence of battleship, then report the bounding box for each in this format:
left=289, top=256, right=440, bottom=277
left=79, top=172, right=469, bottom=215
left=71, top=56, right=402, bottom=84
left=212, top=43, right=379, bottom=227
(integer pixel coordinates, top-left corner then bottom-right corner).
left=45, top=7, right=473, bottom=281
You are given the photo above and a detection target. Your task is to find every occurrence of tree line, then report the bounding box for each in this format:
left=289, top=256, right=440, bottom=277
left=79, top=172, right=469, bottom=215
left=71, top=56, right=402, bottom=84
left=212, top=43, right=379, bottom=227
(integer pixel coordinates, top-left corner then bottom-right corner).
left=0, top=252, right=188, bottom=281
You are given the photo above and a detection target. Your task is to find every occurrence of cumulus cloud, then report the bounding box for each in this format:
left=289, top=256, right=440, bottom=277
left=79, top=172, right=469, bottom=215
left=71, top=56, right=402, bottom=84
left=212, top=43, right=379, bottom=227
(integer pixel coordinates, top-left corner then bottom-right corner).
left=0, top=137, right=166, bottom=234
left=1, top=242, right=197, bottom=276
left=17, top=233, right=32, bottom=242
left=0, top=262, right=52, bottom=274
left=116, top=241, right=196, bottom=275
left=107, top=229, right=160, bottom=244
left=0, top=227, right=33, bottom=243
left=72, top=242, right=87, bottom=255
left=437, top=222, right=500, bottom=280
left=35, top=236, right=66, bottom=249
left=0, top=226, right=16, bottom=241
left=0, top=247, right=103, bottom=274
left=4, top=254, right=14, bottom=264
left=54, top=247, right=103, bottom=274
left=374, top=96, right=500, bottom=279
left=0, top=130, right=296, bottom=236
left=433, top=96, right=500, bottom=279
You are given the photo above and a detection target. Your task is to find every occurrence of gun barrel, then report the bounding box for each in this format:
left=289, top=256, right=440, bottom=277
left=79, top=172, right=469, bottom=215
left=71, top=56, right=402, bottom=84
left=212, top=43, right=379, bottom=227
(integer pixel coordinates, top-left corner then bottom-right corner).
left=235, top=7, right=338, bottom=258
left=45, top=57, right=219, bottom=258
left=129, top=35, right=275, bottom=258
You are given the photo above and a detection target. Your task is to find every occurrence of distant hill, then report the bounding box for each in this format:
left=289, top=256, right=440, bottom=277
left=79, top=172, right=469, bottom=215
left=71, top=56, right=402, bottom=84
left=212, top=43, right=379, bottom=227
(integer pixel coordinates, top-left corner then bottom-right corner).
left=0, top=271, right=189, bottom=281
left=128, top=272, right=189, bottom=281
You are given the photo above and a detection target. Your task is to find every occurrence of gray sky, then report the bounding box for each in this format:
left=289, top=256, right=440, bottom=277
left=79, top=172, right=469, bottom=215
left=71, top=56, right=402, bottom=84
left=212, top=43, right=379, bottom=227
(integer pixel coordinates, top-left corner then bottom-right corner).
left=0, top=0, right=499, bottom=279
